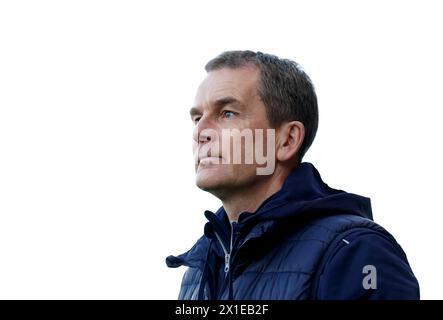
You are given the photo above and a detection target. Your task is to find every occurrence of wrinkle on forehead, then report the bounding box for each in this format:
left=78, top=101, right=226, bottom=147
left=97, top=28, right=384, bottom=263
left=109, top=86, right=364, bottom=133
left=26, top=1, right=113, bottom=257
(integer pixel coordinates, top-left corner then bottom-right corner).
left=194, top=67, right=260, bottom=109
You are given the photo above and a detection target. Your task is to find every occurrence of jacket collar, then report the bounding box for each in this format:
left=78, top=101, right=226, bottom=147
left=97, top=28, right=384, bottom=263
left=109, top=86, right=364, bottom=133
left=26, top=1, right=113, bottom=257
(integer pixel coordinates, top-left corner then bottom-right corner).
left=167, top=162, right=372, bottom=267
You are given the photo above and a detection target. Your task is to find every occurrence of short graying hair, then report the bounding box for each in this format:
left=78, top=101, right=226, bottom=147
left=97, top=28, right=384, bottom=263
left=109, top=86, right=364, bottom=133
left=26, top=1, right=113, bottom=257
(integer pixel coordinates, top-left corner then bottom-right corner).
left=205, top=50, right=318, bottom=162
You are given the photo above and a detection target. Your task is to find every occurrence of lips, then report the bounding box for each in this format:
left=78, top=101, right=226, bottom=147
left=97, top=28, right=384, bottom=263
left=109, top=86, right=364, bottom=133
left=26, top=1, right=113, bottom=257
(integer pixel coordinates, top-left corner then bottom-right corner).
left=196, top=146, right=222, bottom=164
left=198, top=156, right=222, bottom=165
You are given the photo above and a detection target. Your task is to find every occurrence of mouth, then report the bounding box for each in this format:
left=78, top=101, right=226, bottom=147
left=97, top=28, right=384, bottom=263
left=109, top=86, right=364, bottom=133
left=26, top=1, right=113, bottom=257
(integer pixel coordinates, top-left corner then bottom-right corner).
left=198, top=156, right=223, bottom=165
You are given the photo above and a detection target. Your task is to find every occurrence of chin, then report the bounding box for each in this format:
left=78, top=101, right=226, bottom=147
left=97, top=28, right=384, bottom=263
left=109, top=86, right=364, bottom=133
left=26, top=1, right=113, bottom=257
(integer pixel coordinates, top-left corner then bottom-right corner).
left=196, top=174, right=223, bottom=191
left=195, top=167, right=230, bottom=192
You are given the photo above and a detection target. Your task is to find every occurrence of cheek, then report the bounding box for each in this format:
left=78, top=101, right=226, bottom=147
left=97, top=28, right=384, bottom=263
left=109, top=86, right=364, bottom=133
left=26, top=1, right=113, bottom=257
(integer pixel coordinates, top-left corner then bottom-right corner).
left=192, top=125, right=199, bottom=143
left=192, top=141, right=199, bottom=165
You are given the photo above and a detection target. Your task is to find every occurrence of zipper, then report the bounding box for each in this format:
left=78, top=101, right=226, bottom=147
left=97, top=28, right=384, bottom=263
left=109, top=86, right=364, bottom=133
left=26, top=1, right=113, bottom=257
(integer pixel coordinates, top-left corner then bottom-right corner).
left=213, top=229, right=229, bottom=274
left=217, top=222, right=236, bottom=300
left=214, top=222, right=236, bottom=274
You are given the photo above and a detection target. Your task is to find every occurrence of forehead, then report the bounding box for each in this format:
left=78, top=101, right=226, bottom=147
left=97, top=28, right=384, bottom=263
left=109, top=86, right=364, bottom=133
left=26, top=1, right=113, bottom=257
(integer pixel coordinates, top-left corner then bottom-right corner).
left=194, top=66, right=260, bottom=105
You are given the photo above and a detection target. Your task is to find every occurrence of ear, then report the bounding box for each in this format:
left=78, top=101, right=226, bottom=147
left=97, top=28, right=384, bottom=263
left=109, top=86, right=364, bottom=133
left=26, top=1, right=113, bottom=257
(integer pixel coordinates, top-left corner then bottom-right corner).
left=276, top=121, right=305, bottom=162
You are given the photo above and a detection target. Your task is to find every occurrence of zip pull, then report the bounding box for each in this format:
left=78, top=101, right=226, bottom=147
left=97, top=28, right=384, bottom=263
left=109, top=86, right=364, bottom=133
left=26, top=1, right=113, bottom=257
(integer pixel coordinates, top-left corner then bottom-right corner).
left=224, top=253, right=230, bottom=273
left=213, top=230, right=231, bottom=274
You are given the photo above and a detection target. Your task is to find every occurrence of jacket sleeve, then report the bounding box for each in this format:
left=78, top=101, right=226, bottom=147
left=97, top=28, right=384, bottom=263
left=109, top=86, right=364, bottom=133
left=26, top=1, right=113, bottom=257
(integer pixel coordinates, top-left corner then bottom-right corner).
left=314, top=229, right=420, bottom=300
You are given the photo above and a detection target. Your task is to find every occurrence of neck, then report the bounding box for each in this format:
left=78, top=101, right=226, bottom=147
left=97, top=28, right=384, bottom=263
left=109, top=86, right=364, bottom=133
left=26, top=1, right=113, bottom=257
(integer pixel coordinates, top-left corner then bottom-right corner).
left=222, top=167, right=290, bottom=222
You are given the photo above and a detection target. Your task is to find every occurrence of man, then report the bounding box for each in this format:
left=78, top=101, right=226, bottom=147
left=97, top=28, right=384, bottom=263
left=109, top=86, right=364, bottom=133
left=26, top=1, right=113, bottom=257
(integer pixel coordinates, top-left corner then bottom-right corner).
left=166, top=50, right=419, bottom=299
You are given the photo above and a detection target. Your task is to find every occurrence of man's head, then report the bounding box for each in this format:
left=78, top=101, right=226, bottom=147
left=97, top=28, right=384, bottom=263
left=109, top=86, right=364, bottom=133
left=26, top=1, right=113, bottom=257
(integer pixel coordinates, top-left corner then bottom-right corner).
left=190, top=50, right=318, bottom=200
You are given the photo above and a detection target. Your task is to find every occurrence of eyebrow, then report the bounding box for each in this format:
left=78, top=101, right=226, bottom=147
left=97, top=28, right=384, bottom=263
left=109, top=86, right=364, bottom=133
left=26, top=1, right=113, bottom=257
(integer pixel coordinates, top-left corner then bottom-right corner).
left=189, top=96, right=243, bottom=117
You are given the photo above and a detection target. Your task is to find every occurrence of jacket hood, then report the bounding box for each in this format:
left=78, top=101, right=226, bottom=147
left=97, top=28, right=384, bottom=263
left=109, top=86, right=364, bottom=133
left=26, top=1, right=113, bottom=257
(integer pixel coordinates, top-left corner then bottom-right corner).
left=166, top=162, right=372, bottom=269
left=241, top=162, right=372, bottom=223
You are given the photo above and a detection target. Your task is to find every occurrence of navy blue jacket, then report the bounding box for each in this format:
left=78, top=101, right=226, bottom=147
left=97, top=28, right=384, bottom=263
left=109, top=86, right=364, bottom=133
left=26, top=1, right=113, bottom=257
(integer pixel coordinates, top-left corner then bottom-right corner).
left=166, top=163, right=419, bottom=300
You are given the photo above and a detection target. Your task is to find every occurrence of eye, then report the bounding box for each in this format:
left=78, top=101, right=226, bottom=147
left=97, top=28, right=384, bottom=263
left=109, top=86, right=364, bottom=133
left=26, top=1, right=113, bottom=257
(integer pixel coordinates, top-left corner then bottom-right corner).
left=192, top=116, right=201, bottom=124
left=222, top=110, right=236, bottom=119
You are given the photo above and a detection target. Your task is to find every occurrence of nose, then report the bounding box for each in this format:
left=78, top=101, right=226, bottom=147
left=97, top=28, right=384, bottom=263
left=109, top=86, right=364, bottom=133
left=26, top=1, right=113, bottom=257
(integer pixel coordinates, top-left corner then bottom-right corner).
left=192, top=115, right=216, bottom=144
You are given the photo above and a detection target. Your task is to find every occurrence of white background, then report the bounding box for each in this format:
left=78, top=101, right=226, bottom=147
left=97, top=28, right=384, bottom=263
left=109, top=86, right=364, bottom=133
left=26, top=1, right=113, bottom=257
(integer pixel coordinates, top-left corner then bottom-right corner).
left=0, top=0, right=442, bottom=299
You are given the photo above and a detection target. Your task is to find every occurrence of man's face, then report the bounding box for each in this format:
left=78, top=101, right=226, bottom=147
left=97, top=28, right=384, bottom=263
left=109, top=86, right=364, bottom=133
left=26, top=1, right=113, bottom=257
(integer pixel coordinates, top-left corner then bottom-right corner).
left=190, top=66, right=273, bottom=199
